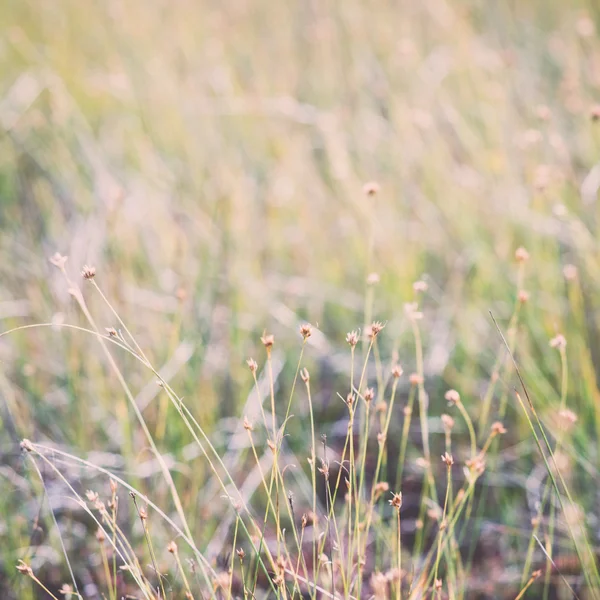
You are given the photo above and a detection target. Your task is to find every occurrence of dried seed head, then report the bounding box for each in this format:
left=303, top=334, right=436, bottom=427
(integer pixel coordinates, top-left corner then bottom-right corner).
left=345, top=393, right=355, bottom=408
left=367, top=272, right=380, bottom=285
left=515, top=247, right=530, bottom=262
left=368, top=321, right=385, bottom=339
left=532, top=569, right=543, bottom=579
left=435, top=579, right=443, bottom=591
left=550, top=334, right=566, bottom=349
left=167, top=541, right=178, bottom=554
left=363, top=181, right=381, bottom=196
left=444, top=389, right=460, bottom=406
left=491, top=421, right=507, bottom=435
left=591, top=105, right=600, bottom=121
left=377, top=432, right=386, bottom=445
left=346, top=330, right=359, bottom=347
left=391, top=365, right=403, bottom=378
left=96, top=528, right=106, bottom=543
left=110, top=479, right=117, bottom=494
left=59, top=583, right=74, bottom=595
left=373, top=481, right=390, bottom=499
left=388, top=492, right=403, bottom=510
left=243, top=416, right=253, bottom=431
left=318, top=459, right=330, bottom=480
left=301, top=513, right=308, bottom=528
left=16, top=561, right=33, bottom=577
left=261, top=333, right=274, bottom=349
left=413, top=280, right=428, bottom=293
left=441, top=452, right=454, bottom=467
left=246, top=358, right=258, bottom=374
left=49, top=252, right=68, bottom=269
left=105, top=327, right=118, bottom=337
left=86, top=490, right=99, bottom=503
left=518, top=290, right=530, bottom=303
left=441, top=414, right=455, bottom=432
left=20, top=439, right=33, bottom=452
left=300, top=367, right=310, bottom=383
left=376, top=401, right=387, bottom=413
left=236, top=547, right=245, bottom=560
left=559, top=409, right=578, bottom=429
left=364, top=388, right=375, bottom=403
left=409, top=373, right=423, bottom=386
left=267, top=439, right=276, bottom=452
left=138, top=506, right=148, bottom=521
left=81, top=265, right=96, bottom=280
left=299, top=323, right=313, bottom=339
left=563, top=264, right=578, bottom=280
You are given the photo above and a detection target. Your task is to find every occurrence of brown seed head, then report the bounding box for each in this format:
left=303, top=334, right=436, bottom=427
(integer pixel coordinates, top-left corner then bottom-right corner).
left=388, top=492, right=403, bottom=510
left=246, top=358, right=258, bottom=374
left=167, top=541, right=177, bottom=554
left=491, top=421, right=507, bottom=435
left=243, top=416, right=253, bottom=431
left=345, top=392, right=355, bottom=408
left=86, top=490, right=99, bottom=503
left=409, top=373, right=423, bottom=386
left=441, top=452, right=454, bottom=467
left=550, top=334, right=566, bottom=349
left=346, top=330, right=359, bottom=347
left=364, top=387, right=375, bottom=403
left=363, top=181, right=381, bottom=196
left=368, top=321, right=385, bottom=338
left=441, top=414, right=455, bottom=432
left=299, top=323, right=312, bottom=339
left=105, top=327, right=118, bottom=337
left=261, top=333, right=274, bottom=349
left=236, top=547, right=245, bottom=560
left=391, top=365, right=403, bottom=378
left=300, top=367, right=310, bottom=383
left=81, top=265, right=96, bottom=280
left=16, top=561, right=33, bottom=577
left=49, top=252, right=68, bottom=269
left=435, top=579, right=443, bottom=591
left=20, top=439, right=33, bottom=452
left=96, top=527, right=106, bottom=543
left=532, top=569, right=543, bottom=580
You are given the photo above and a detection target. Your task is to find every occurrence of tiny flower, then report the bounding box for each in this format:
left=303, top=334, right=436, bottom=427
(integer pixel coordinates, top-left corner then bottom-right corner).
left=413, top=280, right=428, bottom=293
left=563, top=264, right=578, bottom=280
left=261, top=333, right=274, bottom=349
left=318, top=459, right=330, bottom=480
left=441, top=452, right=454, bottom=467
left=16, top=561, right=33, bottom=577
left=515, top=247, right=530, bottom=262
left=388, top=492, right=403, bottom=510
left=236, top=548, right=245, bottom=560
left=299, top=323, right=313, bottom=339
left=391, top=365, right=403, bottom=378
left=367, top=272, right=380, bottom=285
left=441, top=414, right=455, bottom=432
left=346, top=330, right=359, bottom=347
left=559, top=409, right=578, bottom=428
left=444, top=389, right=460, bottom=406
left=167, top=541, right=177, bottom=554
left=532, top=569, right=542, bottom=579
left=491, top=421, right=507, bottom=435
left=435, top=579, right=443, bottom=591
left=49, top=252, right=68, bottom=269
left=246, top=358, right=258, bottom=373
left=96, top=528, right=106, bottom=542
left=105, top=327, right=118, bottom=337
left=550, top=334, right=566, bottom=349
left=368, top=321, right=385, bottom=338
left=364, top=388, right=375, bottom=403
left=81, top=265, right=96, bottom=280
left=300, top=367, right=310, bottom=383
left=86, top=490, right=99, bottom=503
left=345, top=393, right=355, bottom=408
left=59, top=584, right=74, bottom=595
left=518, top=290, right=530, bottom=303
left=20, top=439, right=33, bottom=452
left=243, top=416, right=253, bottom=431
left=363, top=181, right=381, bottom=196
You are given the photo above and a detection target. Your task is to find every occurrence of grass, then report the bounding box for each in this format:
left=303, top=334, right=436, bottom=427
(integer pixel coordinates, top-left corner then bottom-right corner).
left=2, top=0, right=600, bottom=598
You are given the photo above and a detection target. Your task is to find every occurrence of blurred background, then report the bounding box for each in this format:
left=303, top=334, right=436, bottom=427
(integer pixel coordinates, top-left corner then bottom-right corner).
left=2, top=0, right=600, bottom=597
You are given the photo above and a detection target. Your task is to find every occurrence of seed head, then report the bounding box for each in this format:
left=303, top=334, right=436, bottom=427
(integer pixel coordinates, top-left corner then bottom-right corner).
left=413, top=280, right=428, bottom=293
left=167, top=541, right=178, bottom=554
left=518, top=290, right=530, bottom=303
left=559, top=409, right=578, bottom=429
left=16, top=561, right=33, bottom=577
left=409, top=373, right=423, bottom=386
left=491, top=421, right=507, bottom=435
left=563, top=264, right=578, bottom=280
left=267, top=439, right=276, bottom=453
left=346, top=330, right=359, bottom=347
left=96, top=528, right=106, bottom=542
left=261, top=333, right=274, bottom=349
left=299, top=323, right=312, bottom=339
left=86, top=490, right=99, bottom=503
left=373, top=481, right=390, bottom=499
left=391, top=365, right=403, bottom=378
left=81, top=265, right=96, bottom=280
left=246, top=358, right=258, bottom=374
left=441, top=452, right=454, bottom=467
left=368, top=321, right=385, bottom=339
left=345, top=393, right=355, bottom=408
left=49, top=252, right=68, bottom=269
left=444, top=389, right=460, bottom=406
left=367, top=272, right=380, bottom=285
left=243, top=416, right=253, bottom=431
left=300, top=367, right=310, bottom=383
left=105, top=327, right=118, bottom=337
left=515, top=247, right=530, bottom=262
left=364, top=388, right=375, bottom=403
left=236, top=547, right=245, bottom=560
left=550, top=334, right=566, bottom=349
left=435, top=579, right=443, bottom=591
left=59, top=584, right=74, bottom=595
left=377, top=432, right=386, bottom=445
left=20, top=439, right=33, bottom=452
left=388, top=492, right=403, bottom=510
left=441, top=414, right=455, bottom=432
left=363, top=181, right=381, bottom=196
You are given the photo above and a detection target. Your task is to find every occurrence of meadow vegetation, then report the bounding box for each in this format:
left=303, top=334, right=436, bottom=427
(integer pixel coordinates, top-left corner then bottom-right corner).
left=2, top=1, right=600, bottom=598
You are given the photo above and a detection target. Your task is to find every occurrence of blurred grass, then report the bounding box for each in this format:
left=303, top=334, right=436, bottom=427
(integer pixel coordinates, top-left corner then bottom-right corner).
left=2, top=0, right=600, bottom=597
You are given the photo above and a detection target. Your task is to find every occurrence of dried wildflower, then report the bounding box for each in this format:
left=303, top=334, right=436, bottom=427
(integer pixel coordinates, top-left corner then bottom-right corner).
left=167, top=541, right=177, bottom=554
left=16, top=561, right=33, bottom=577
left=261, top=333, right=274, bottom=349
left=377, top=432, right=386, bottom=445
left=444, top=389, right=460, bottom=406
left=435, top=579, right=443, bottom=591
left=300, top=367, right=310, bottom=383
left=368, top=321, right=385, bottom=338
left=391, top=364, right=403, bottom=378
left=532, top=569, right=543, bottom=579
left=301, top=513, right=308, bottom=528
left=267, top=439, right=276, bottom=452
left=404, top=302, right=423, bottom=320
left=441, top=452, right=454, bottom=467
left=49, top=252, right=68, bottom=269
left=363, top=181, right=381, bottom=196
left=345, top=393, right=355, bottom=408
left=388, top=492, right=403, bottom=510
left=441, top=414, right=455, bottom=432
left=110, top=479, right=117, bottom=494
left=59, top=584, right=74, bottom=595
left=236, top=547, right=245, bottom=560
left=409, top=373, right=423, bottom=386
left=491, top=421, right=507, bottom=435
left=376, top=401, right=387, bottom=413
left=346, top=330, right=359, bottom=347
left=518, top=290, right=530, bottom=303
left=591, top=105, right=600, bottom=121
left=246, top=358, right=258, bottom=374
left=367, top=272, right=380, bottom=285
left=465, top=456, right=486, bottom=476
left=86, top=490, right=99, bottom=503
left=550, top=334, right=567, bottom=349
left=373, top=481, right=390, bottom=499
left=318, top=459, right=330, bottom=480
left=370, top=571, right=388, bottom=598
left=243, top=416, right=253, bottom=431
left=415, top=457, right=430, bottom=470
left=515, top=247, right=530, bottom=262
left=96, top=527, right=106, bottom=542
left=105, top=327, right=118, bottom=337
left=138, top=506, right=148, bottom=521
left=81, top=265, right=96, bottom=280
left=563, top=264, right=578, bottom=280
left=20, top=439, right=33, bottom=452
left=413, top=280, right=428, bottom=293
left=364, top=388, right=375, bottom=403
left=299, top=323, right=312, bottom=339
